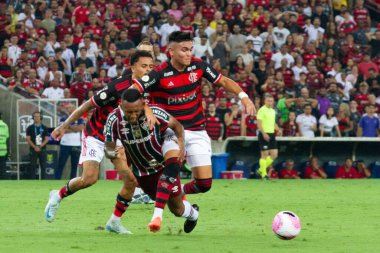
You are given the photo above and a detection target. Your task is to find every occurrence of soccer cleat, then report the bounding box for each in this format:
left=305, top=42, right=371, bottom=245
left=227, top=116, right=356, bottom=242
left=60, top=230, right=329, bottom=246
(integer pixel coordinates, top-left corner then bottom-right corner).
left=106, top=218, right=133, bottom=235
left=148, top=217, right=162, bottom=233
left=184, top=204, right=199, bottom=233
left=44, top=190, right=61, bottom=223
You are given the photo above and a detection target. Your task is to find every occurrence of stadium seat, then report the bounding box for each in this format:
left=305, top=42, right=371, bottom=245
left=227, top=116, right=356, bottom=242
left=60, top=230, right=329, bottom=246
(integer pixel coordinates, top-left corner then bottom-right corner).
left=274, top=161, right=286, bottom=173
left=324, top=161, right=338, bottom=179
left=231, top=160, right=251, bottom=179
left=298, top=161, right=310, bottom=179
left=370, top=161, right=380, bottom=179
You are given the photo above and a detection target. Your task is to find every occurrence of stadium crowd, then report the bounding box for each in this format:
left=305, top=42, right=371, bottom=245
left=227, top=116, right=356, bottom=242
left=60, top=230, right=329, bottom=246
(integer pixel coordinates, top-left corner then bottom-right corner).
left=0, top=0, right=380, bottom=141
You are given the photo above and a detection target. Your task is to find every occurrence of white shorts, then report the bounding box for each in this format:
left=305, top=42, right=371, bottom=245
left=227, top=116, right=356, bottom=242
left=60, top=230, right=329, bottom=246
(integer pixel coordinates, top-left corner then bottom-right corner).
left=79, top=136, right=105, bottom=165
left=163, top=129, right=212, bottom=167
left=78, top=135, right=122, bottom=165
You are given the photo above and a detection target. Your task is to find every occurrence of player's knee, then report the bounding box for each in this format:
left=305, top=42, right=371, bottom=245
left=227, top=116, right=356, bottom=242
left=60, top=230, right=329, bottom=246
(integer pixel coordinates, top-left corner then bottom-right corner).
left=195, top=178, right=212, bottom=193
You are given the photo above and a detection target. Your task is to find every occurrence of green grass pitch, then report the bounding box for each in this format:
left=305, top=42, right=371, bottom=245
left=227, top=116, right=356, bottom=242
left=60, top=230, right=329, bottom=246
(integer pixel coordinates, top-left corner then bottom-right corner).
left=1, top=180, right=380, bottom=253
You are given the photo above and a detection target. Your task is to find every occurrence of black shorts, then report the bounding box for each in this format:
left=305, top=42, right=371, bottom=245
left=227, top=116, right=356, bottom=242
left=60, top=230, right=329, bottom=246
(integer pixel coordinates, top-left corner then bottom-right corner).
left=258, top=133, right=277, bottom=151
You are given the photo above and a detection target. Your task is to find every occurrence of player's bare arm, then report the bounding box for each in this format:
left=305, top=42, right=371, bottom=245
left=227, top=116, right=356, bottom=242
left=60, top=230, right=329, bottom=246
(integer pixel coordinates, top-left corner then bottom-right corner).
left=51, top=100, right=93, bottom=140
left=216, top=76, right=256, bottom=115
left=167, top=116, right=185, bottom=162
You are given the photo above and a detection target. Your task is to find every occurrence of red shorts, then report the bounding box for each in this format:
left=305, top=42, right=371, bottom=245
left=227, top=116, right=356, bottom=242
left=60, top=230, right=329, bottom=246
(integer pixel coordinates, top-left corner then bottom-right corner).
left=137, top=171, right=182, bottom=200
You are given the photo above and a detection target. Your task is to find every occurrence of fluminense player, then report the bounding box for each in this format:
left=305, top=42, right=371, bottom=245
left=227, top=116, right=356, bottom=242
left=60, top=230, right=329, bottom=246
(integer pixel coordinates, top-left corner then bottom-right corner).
left=104, top=89, right=199, bottom=233
left=133, top=31, right=256, bottom=197
left=44, top=51, right=155, bottom=235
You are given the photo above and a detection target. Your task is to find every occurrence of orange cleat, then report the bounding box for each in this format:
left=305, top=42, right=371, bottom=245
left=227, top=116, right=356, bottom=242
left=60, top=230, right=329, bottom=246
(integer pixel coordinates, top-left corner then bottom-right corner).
left=148, top=217, right=162, bottom=233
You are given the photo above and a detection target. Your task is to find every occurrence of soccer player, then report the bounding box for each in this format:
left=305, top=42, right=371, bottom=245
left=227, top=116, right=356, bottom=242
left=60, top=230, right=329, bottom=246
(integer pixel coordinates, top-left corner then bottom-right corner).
left=133, top=31, right=255, bottom=196
left=104, top=89, right=199, bottom=233
left=44, top=51, right=156, bottom=231
left=257, top=93, right=282, bottom=178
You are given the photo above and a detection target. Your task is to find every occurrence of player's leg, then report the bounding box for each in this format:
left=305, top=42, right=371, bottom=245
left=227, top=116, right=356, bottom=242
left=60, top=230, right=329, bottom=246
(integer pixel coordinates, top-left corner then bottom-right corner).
left=106, top=147, right=136, bottom=234
left=182, top=131, right=213, bottom=194
left=258, top=150, right=270, bottom=177
left=167, top=177, right=199, bottom=233
left=44, top=136, right=103, bottom=222
left=148, top=151, right=182, bottom=231
left=264, top=135, right=278, bottom=174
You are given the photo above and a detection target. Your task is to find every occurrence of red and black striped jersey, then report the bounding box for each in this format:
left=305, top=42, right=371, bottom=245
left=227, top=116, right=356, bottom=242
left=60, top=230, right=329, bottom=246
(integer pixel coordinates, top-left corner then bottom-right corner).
left=134, top=58, right=222, bottom=131
left=205, top=113, right=223, bottom=140
left=104, top=106, right=171, bottom=177
left=85, top=75, right=133, bottom=141
left=226, top=113, right=241, bottom=137
left=245, top=115, right=257, bottom=136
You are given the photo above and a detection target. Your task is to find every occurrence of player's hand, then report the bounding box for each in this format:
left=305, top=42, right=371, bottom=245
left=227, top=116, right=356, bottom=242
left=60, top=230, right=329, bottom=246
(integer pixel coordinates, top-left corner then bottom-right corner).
left=144, top=106, right=160, bottom=130
left=263, top=133, right=270, bottom=142
left=241, top=97, right=256, bottom=115
left=34, top=146, right=41, bottom=152
left=177, top=138, right=185, bottom=162
left=51, top=125, right=67, bottom=141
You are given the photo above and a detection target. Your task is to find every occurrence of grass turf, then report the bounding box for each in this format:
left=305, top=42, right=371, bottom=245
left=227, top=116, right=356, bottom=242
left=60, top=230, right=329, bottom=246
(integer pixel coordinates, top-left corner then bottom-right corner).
left=0, top=180, right=379, bottom=253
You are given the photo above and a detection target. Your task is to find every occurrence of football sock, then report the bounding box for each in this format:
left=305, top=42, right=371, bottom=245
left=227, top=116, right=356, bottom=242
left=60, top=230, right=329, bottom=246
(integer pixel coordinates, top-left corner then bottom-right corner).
left=113, top=193, right=131, bottom=218
left=266, top=156, right=274, bottom=168
left=154, top=157, right=181, bottom=218
left=58, top=180, right=75, bottom=199
left=183, top=178, right=212, bottom=194
left=259, top=158, right=267, bottom=176
left=182, top=200, right=199, bottom=221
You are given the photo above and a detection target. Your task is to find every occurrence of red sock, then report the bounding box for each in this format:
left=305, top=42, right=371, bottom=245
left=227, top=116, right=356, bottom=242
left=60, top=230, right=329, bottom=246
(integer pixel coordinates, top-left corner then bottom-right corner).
left=113, top=194, right=131, bottom=217
left=183, top=178, right=212, bottom=194
left=155, top=157, right=181, bottom=210
left=58, top=182, right=74, bottom=199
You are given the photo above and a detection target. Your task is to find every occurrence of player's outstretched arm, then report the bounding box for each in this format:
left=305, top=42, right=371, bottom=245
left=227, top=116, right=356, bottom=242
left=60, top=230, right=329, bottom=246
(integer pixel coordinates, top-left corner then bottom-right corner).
left=168, top=116, right=185, bottom=162
left=51, top=100, right=94, bottom=140
left=216, top=76, right=256, bottom=115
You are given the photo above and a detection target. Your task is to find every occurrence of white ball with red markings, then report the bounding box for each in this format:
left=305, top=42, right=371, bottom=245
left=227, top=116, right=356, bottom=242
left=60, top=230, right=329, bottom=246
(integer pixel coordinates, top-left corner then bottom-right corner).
left=272, top=211, right=301, bottom=240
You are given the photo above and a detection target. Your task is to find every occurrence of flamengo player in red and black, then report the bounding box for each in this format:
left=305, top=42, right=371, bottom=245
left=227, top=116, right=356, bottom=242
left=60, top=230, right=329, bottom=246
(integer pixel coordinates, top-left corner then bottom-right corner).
left=44, top=51, right=156, bottom=232
left=104, top=89, right=199, bottom=233
left=133, top=31, right=256, bottom=196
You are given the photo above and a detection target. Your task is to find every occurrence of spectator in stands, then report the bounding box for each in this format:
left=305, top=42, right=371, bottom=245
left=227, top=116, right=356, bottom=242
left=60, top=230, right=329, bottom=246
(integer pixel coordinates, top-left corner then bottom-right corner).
left=267, top=166, right=279, bottom=179
left=357, top=104, right=380, bottom=137
left=75, top=47, right=95, bottom=75
left=7, top=35, right=21, bottom=67
left=366, top=29, right=380, bottom=58
left=358, top=53, right=379, bottom=79
left=356, top=160, right=371, bottom=178
left=42, top=79, right=64, bottom=100
left=326, top=83, right=343, bottom=114
left=107, top=55, right=125, bottom=79
left=282, top=111, right=300, bottom=137
left=271, top=44, right=294, bottom=70
left=193, top=34, right=213, bottom=60
left=296, top=104, right=317, bottom=137
left=337, top=103, right=354, bottom=137
left=70, top=73, right=92, bottom=105
left=0, top=46, right=13, bottom=80
left=304, top=156, right=327, bottom=179
left=336, top=158, right=359, bottom=179
left=228, top=24, right=247, bottom=70
left=225, top=103, right=243, bottom=138
left=116, top=30, right=135, bottom=58
left=158, top=14, right=180, bottom=47
left=205, top=102, right=224, bottom=142
left=319, top=106, right=341, bottom=137
left=280, top=159, right=300, bottom=179
left=23, top=69, right=44, bottom=96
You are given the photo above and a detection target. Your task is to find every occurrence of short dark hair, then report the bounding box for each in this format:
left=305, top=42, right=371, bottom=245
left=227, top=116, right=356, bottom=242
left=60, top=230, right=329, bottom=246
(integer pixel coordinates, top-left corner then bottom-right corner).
left=121, top=89, right=142, bottom=103
left=130, top=50, right=153, bottom=65
left=168, top=31, right=193, bottom=43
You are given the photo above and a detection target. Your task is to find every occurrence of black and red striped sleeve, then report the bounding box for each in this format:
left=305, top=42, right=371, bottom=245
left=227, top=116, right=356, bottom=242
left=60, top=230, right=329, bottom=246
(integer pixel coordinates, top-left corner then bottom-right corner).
left=198, top=60, right=222, bottom=84
left=133, top=69, right=160, bottom=93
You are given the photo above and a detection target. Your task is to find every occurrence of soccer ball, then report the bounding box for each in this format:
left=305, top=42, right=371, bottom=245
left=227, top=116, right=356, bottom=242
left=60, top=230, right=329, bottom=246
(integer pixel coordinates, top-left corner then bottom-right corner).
left=272, top=211, right=301, bottom=240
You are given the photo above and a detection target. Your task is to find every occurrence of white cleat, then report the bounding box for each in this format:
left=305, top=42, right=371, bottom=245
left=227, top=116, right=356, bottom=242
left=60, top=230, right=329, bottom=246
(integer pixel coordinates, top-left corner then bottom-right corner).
left=44, top=190, right=61, bottom=223
left=106, top=218, right=133, bottom=235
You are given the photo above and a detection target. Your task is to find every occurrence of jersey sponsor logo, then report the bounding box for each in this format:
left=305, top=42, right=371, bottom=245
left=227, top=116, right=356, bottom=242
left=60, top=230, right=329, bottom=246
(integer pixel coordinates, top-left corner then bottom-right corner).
left=168, top=91, right=197, bottom=105
left=121, top=127, right=130, bottom=135
left=188, top=72, right=198, bottom=83
left=186, top=65, right=196, bottom=71
left=152, top=108, right=170, bottom=121
left=140, top=121, right=149, bottom=131
left=105, top=114, right=117, bottom=136
left=143, top=78, right=156, bottom=88
left=206, top=67, right=216, bottom=79
left=122, top=131, right=153, bottom=144
left=168, top=81, right=174, bottom=87
left=163, top=71, right=174, bottom=77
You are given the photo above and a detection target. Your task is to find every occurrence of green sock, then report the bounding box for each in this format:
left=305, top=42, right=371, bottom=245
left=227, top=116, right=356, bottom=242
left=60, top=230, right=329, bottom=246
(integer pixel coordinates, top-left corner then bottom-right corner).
left=259, top=158, right=267, bottom=176
left=266, top=156, right=274, bottom=167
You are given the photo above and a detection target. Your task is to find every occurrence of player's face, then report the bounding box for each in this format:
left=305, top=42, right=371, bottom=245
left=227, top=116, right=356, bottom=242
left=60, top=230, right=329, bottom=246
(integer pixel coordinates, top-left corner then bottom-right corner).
left=132, top=57, right=154, bottom=79
left=170, top=41, right=193, bottom=66
left=121, top=99, right=144, bottom=124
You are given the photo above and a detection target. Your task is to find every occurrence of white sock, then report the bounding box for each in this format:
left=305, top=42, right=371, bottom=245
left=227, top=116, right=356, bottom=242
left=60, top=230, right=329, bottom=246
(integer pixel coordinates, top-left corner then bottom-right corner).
left=111, top=214, right=120, bottom=221
left=152, top=207, right=164, bottom=221
left=182, top=200, right=199, bottom=221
